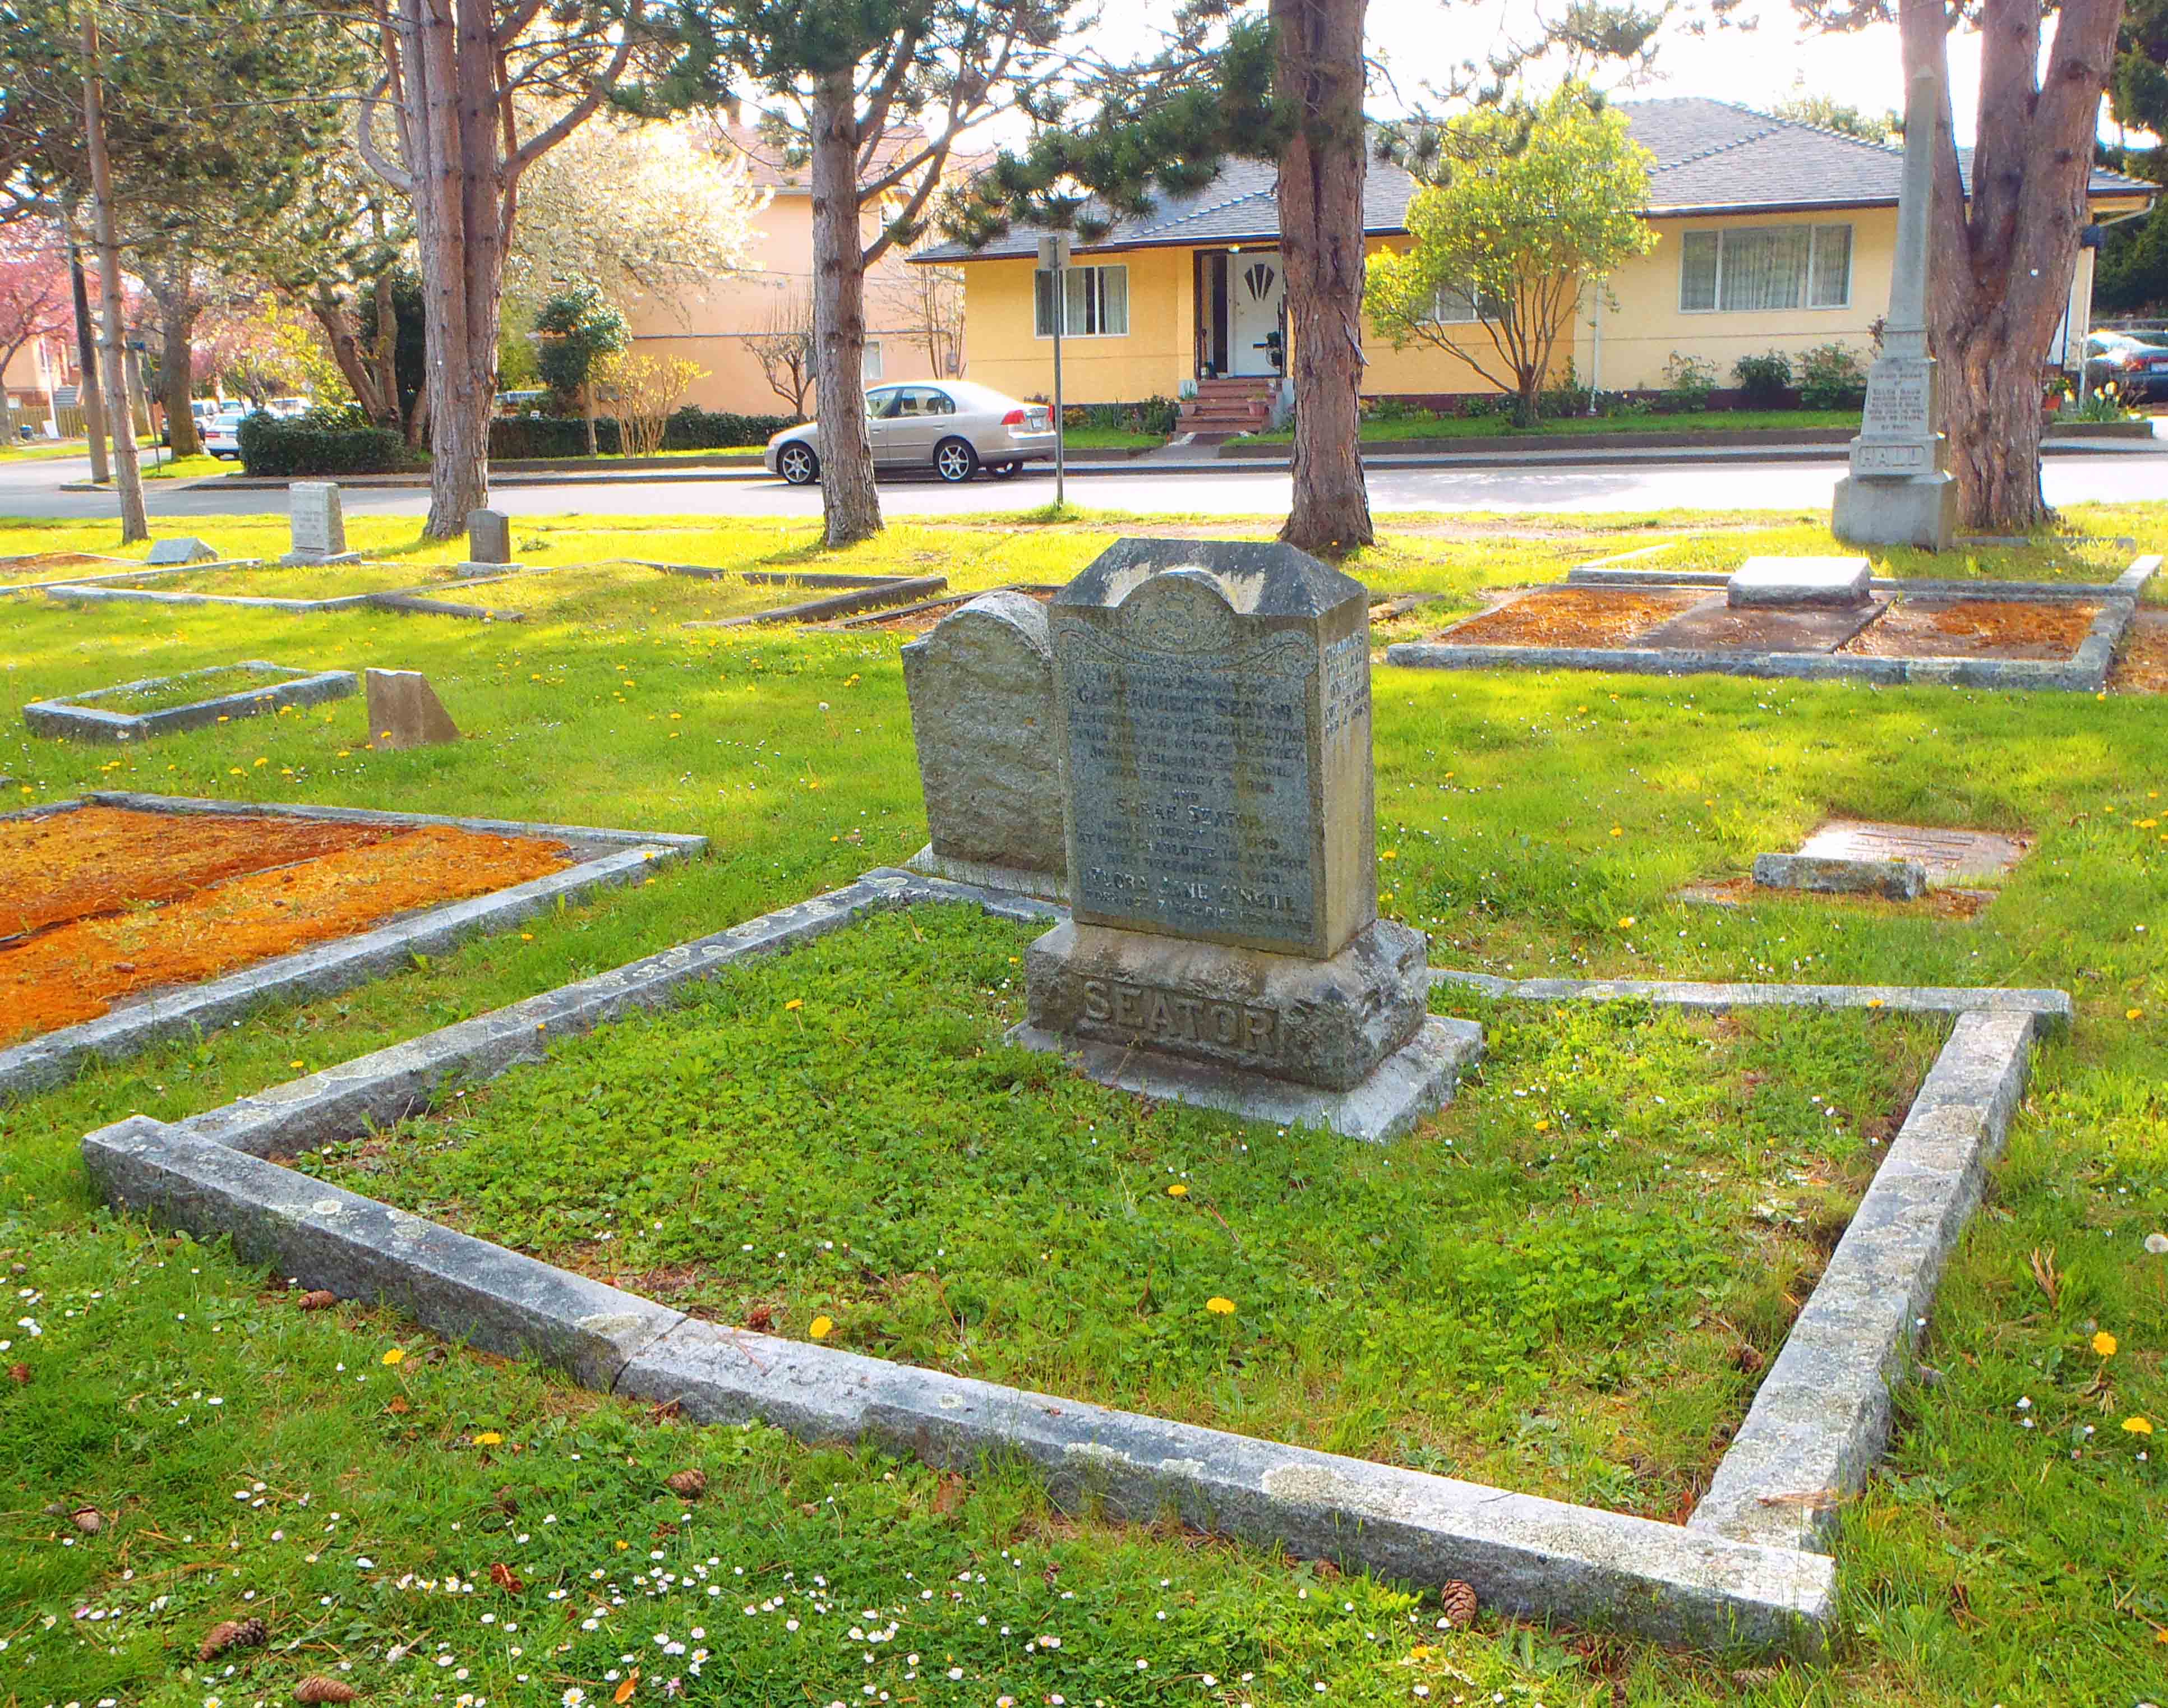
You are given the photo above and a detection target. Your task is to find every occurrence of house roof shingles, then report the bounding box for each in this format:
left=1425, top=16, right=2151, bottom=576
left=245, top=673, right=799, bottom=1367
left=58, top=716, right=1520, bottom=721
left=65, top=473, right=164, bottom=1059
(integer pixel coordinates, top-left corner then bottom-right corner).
left=914, top=95, right=2157, bottom=261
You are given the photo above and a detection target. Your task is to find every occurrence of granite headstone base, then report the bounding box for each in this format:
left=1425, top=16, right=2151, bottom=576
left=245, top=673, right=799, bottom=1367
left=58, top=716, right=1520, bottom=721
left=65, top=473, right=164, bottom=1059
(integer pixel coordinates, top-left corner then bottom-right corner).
left=1022, top=917, right=1432, bottom=1093
left=906, top=843, right=1068, bottom=903
left=278, top=550, right=363, bottom=566
left=1008, top=1014, right=1481, bottom=1144
left=1833, top=472, right=1958, bottom=553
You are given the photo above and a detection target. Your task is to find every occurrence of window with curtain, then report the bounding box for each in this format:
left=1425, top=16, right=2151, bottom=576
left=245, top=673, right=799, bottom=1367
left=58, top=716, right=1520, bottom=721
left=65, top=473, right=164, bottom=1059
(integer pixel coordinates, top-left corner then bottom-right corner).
left=1679, top=223, right=1852, bottom=312
left=1034, top=264, right=1131, bottom=337
left=1429, top=281, right=1505, bottom=324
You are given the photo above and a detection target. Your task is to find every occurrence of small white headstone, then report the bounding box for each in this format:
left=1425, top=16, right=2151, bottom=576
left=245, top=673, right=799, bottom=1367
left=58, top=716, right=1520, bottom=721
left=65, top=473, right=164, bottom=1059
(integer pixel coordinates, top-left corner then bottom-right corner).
left=282, top=482, right=354, bottom=565
left=146, top=537, right=217, bottom=566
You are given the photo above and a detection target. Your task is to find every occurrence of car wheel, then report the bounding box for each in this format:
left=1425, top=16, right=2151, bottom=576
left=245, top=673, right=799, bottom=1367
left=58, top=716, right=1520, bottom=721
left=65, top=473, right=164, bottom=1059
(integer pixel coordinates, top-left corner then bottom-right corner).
left=934, top=437, right=979, bottom=483
left=985, top=460, right=1021, bottom=480
left=777, top=442, right=819, bottom=485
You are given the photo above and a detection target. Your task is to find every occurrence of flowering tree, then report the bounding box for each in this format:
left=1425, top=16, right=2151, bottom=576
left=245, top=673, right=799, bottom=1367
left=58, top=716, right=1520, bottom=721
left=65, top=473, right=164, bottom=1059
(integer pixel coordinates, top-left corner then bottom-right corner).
left=0, top=227, right=71, bottom=441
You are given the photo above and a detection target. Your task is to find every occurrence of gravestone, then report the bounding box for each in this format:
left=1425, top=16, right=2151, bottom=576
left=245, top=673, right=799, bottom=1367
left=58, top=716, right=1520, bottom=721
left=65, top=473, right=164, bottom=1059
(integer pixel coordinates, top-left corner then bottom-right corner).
left=902, top=590, right=1066, bottom=898
left=281, top=482, right=359, bottom=566
left=1009, top=538, right=1480, bottom=1141
left=365, top=668, right=459, bottom=749
left=460, top=507, right=520, bottom=574
left=1833, top=68, right=1958, bottom=551
left=146, top=536, right=217, bottom=566
left=1728, top=556, right=1872, bottom=609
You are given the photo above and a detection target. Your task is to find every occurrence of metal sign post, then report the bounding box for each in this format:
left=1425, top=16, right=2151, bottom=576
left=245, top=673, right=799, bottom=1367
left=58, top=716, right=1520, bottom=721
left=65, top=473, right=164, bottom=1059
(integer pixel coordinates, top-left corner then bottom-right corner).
left=1039, top=233, right=1071, bottom=507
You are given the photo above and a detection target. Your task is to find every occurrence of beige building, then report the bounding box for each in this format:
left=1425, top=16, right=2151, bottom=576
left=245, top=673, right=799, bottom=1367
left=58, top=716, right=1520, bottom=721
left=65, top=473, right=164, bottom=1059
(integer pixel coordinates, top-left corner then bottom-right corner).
left=622, top=124, right=966, bottom=418
left=915, top=99, right=2156, bottom=414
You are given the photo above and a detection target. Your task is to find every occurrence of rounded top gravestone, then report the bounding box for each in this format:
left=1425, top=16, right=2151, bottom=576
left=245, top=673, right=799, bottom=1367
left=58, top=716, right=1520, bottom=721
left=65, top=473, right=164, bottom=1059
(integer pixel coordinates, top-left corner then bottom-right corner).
left=1049, top=538, right=1376, bottom=961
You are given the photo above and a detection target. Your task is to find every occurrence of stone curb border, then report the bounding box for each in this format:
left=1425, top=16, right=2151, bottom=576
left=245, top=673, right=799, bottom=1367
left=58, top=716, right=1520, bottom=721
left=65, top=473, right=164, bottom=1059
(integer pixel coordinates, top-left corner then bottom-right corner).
left=24, top=662, right=356, bottom=744
left=72, top=867, right=2070, bottom=1655
left=1387, top=556, right=2159, bottom=693
left=1566, top=555, right=2160, bottom=604
left=1, top=793, right=705, bottom=1100
left=679, top=573, right=950, bottom=629
left=1, top=556, right=262, bottom=597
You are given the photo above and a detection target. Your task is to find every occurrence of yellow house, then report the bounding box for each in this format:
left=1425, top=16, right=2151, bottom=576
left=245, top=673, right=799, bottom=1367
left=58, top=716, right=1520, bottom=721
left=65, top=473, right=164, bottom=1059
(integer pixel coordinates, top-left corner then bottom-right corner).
left=912, top=99, right=2156, bottom=424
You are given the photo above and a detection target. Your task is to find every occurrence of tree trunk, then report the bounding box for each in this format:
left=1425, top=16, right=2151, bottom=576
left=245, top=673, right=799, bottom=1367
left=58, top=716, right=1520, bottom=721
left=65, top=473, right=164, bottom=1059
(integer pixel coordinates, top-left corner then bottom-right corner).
left=809, top=68, right=882, bottom=547
left=158, top=267, right=202, bottom=458
left=80, top=16, right=146, bottom=542
left=1904, top=0, right=2121, bottom=531
left=64, top=223, right=109, bottom=482
left=306, top=283, right=394, bottom=427
left=1271, top=0, right=1372, bottom=555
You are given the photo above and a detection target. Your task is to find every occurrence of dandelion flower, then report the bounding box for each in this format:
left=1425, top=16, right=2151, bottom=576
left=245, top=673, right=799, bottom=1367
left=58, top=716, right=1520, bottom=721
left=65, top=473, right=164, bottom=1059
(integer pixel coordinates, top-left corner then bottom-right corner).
left=1617, top=916, right=1635, bottom=929
left=1167, top=1183, right=1189, bottom=1198
left=785, top=999, right=804, bottom=1012
left=1533, top=1119, right=1551, bottom=1133
left=1608, top=826, right=1623, bottom=837
left=2124, top=1416, right=2154, bottom=1435
left=2129, top=1009, right=2146, bottom=1022
left=381, top=1347, right=406, bottom=1366
left=474, top=1431, right=504, bottom=1446
left=809, top=1315, right=834, bottom=1341
left=2093, top=1331, right=2119, bottom=1358
left=1205, top=1297, right=1236, bottom=1316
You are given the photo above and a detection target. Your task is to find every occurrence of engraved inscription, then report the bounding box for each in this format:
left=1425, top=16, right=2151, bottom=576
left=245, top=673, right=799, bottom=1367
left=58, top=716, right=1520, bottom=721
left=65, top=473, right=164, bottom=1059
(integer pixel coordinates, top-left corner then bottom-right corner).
left=1322, top=632, right=1369, bottom=740
left=1080, top=976, right=1281, bottom=1060
left=1059, top=614, right=1320, bottom=950
left=1853, top=441, right=1928, bottom=473
left=1861, top=359, right=1931, bottom=439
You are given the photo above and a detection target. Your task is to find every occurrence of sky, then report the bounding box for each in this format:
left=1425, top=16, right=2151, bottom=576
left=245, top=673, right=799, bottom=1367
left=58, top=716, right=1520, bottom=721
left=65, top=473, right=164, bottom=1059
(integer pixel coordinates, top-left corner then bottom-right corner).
left=1091, top=0, right=2000, bottom=142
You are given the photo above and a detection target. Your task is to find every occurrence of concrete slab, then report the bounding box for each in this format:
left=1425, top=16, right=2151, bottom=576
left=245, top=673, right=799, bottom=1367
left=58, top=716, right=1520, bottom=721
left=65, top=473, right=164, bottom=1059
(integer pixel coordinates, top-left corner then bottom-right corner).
left=1796, top=820, right=2030, bottom=886
left=1729, top=556, right=1872, bottom=608
left=1752, top=852, right=1929, bottom=901
left=1634, top=596, right=1885, bottom=655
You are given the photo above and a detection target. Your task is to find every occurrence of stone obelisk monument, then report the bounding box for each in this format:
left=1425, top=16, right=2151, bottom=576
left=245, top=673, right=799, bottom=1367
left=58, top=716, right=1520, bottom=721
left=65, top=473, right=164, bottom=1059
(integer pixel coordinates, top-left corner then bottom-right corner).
left=1832, top=67, right=1958, bottom=552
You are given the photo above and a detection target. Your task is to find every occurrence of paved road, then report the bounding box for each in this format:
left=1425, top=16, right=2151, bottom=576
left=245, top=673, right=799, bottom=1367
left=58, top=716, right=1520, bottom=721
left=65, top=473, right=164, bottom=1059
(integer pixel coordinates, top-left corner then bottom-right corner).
left=7, top=446, right=2165, bottom=527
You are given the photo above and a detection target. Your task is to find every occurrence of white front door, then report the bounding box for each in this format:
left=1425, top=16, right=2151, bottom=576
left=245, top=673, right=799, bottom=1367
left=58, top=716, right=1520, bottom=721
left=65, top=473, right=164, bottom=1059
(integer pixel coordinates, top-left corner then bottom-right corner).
left=1229, top=252, right=1285, bottom=377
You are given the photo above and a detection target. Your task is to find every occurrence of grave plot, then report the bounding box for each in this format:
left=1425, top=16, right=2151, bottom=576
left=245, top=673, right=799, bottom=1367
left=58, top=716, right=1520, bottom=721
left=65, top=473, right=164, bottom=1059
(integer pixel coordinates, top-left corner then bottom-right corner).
left=1388, top=555, right=2157, bottom=691
left=294, top=902, right=1939, bottom=1515
left=66, top=560, right=451, bottom=604
left=0, top=793, right=704, bottom=1096
left=24, top=660, right=355, bottom=742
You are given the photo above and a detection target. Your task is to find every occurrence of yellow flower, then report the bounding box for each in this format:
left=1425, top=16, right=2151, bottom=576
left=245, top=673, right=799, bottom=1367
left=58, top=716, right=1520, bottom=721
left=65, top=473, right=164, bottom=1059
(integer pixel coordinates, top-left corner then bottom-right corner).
left=1380, top=850, right=1398, bottom=861
left=2123, top=1415, right=2153, bottom=1435
left=520, top=933, right=534, bottom=942
left=1167, top=1183, right=1189, bottom=1197
left=809, top=1315, right=835, bottom=1341
left=1205, top=1296, right=1236, bottom=1315
left=2092, top=1331, right=2118, bottom=1357
left=1617, top=916, right=1635, bottom=929
left=2129, top=1009, right=2146, bottom=1023
left=1534, top=1119, right=1551, bottom=1133
left=381, top=1347, right=406, bottom=1366
left=289, top=1060, right=305, bottom=1070
left=785, top=998, right=804, bottom=1011
left=1608, top=826, right=1623, bottom=837
left=473, top=1430, right=504, bottom=1446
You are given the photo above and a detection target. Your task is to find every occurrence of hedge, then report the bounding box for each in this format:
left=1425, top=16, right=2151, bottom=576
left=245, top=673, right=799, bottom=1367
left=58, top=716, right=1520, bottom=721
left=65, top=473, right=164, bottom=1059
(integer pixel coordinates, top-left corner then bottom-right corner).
left=237, top=413, right=409, bottom=477
left=487, top=407, right=797, bottom=460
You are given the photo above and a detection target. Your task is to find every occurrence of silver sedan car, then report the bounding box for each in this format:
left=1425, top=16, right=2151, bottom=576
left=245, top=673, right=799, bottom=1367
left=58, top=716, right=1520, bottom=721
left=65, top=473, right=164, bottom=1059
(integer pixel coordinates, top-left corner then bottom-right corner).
left=765, top=380, right=1058, bottom=484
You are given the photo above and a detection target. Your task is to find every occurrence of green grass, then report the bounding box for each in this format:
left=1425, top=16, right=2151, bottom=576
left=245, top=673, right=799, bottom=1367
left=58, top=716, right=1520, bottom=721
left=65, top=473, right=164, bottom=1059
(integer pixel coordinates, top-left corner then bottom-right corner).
left=1239, top=409, right=1865, bottom=445
left=1063, top=426, right=1164, bottom=450
left=141, top=452, right=229, bottom=481
left=85, top=662, right=309, bottom=715
left=0, top=504, right=2165, bottom=1706
left=0, top=438, right=92, bottom=461
left=298, top=904, right=1934, bottom=1516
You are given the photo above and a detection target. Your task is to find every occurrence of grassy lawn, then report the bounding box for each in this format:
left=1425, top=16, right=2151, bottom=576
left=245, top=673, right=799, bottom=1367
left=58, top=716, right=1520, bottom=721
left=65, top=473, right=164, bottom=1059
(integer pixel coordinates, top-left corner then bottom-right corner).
left=1238, top=409, right=1865, bottom=446
left=1063, top=426, right=1165, bottom=450
left=142, top=453, right=230, bottom=482
left=297, top=903, right=1935, bottom=1517
left=86, top=663, right=311, bottom=715
left=0, top=438, right=93, bottom=461
left=0, top=504, right=2164, bottom=1707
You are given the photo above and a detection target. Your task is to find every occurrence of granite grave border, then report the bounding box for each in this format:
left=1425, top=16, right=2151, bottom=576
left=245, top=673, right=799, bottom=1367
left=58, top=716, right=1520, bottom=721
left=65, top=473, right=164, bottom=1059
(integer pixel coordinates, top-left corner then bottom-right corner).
left=24, top=661, right=357, bottom=744
left=1386, top=556, right=2159, bottom=693
left=2, top=791, right=705, bottom=1098
left=75, top=866, right=2064, bottom=1656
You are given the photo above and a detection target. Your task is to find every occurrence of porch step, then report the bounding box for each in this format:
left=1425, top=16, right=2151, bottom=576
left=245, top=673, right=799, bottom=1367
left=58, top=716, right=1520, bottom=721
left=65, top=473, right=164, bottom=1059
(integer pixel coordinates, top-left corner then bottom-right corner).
left=1178, top=377, right=1275, bottom=433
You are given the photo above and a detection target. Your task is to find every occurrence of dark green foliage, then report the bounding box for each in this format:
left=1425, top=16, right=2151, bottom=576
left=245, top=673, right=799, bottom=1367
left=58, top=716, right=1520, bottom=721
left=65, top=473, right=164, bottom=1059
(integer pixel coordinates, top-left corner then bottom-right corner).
left=662, top=404, right=799, bottom=446
left=532, top=281, right=630, bottom=410
left=1732, top=349, right=1795, bottom=407
left=1797, top=340, right=1870, bottom=410
left=1068, top=397, right=1180, bottom=436
left=236, top=412, right=409, bottom=476
left=486, top=408, right=794, bottom=460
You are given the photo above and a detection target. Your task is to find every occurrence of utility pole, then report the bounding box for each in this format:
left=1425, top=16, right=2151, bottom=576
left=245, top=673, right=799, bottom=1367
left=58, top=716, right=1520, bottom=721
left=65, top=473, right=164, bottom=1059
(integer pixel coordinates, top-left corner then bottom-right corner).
left=80, top=7, right=147, bottom=541
left=1039, top=233, right=1069, bottom=509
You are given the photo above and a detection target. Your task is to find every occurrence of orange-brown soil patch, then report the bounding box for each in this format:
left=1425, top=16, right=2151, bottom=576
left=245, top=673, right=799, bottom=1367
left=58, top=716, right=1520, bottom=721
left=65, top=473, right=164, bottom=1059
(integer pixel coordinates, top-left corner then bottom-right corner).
left=2110, top=609, right=2168, bottom=693
left=1432, top=586, right=1705, bottom=649
left=0, top=821, right=570, bottom=1045
left=0, top=805, right=400, bottom=939
left=1844, top=599, right=2102, bottom=662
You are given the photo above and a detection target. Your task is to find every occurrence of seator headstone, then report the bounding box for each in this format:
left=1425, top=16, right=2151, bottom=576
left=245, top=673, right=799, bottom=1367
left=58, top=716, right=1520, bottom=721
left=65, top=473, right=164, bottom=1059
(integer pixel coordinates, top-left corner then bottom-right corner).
left=465, top=507, right=513, bottom=567
left=1832, top=67, right=1958, bottom=551
left=146, top=536, right=217, bottom=566
left=365, top=668, right=460, bottom=749
left=281, top=482, right=358, bottom=566
left=902, top=590, right=1066, bottom=897
left=1010, top=538, right=1480, bottom=1141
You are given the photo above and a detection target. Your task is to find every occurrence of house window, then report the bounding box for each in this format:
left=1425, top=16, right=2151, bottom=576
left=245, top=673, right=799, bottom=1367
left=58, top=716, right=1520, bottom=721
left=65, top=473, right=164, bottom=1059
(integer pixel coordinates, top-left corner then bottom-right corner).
left=1429, top=281, right=1505, bottom=324
left=1680, top=223, right=1852, bottom=312
left=1035, top=264, right=1129, bottom=337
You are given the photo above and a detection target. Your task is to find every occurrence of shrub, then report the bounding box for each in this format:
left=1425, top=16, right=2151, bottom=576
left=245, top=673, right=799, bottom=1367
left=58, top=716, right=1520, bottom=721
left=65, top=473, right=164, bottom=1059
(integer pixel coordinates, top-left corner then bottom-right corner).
left=1065, top=399, right=1180, bottom=436
left=237, top=409, right=410, bottom=477
left=1457, top=394, right=1512, bottom=421
left=1796, top=341, right=1869, bottom=410
left=1661, top=352, right=1718, bottom=412
left=661, top=407, right=797, bottom=449
left=1539, top=361, right=1593, bottom=419
left=1365, top=396, right=1437, bottom=424
left=490, top=415, right=624, bottom=458
left=1731, top=350, right=1793, bottom=407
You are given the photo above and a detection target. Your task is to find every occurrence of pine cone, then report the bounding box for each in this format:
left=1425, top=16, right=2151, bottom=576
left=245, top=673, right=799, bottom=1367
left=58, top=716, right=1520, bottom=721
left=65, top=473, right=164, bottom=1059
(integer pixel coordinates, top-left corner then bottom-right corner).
left=297, top=1290, right=338, bottom=1311
left=293, top=1677, right=358, bottom=1704
left=665, top=1469, right=707, bottom=1499
left=198, top=1615, right=268, bottom=1661
left=1440, top=1579, right=1478, bottom=1630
